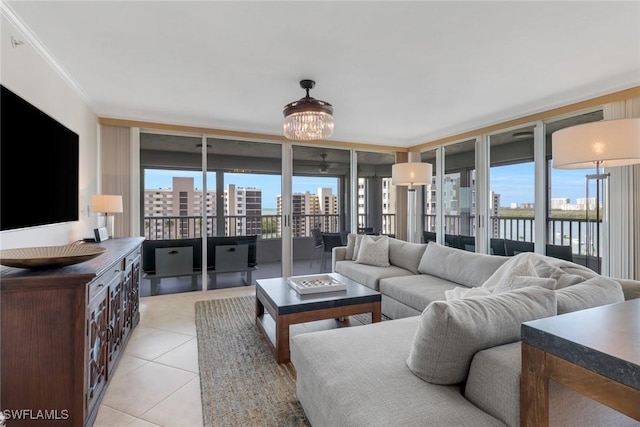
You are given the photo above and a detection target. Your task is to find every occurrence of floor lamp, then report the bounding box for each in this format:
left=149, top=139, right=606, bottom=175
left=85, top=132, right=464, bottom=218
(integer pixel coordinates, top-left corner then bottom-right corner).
left=552, top=118, right=640, bottom=274
left=392, top=162, right=432, bottom=243
left=91, top=194, right=123, bottom=239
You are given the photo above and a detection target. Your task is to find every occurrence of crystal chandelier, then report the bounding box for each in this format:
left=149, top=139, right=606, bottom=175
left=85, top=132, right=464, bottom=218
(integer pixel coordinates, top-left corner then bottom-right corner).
left=283, top=80, right=334, bottom=141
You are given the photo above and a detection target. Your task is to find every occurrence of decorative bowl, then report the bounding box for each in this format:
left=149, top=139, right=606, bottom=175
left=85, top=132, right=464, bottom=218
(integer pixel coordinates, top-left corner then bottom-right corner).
left=0, top=245, right=107, bottom=269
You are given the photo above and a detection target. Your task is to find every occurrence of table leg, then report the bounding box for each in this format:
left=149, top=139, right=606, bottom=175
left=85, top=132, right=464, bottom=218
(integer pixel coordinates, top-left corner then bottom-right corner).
left=275, top=314, right=291, bottom=364
left=372, top=302, right=382, bottom=323
left=255, top=295, right=264, bottom=318
left=521, top=343, right=549, bottom=427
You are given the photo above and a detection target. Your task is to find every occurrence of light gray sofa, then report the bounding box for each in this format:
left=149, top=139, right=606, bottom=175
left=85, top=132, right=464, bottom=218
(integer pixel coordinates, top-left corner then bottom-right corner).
left=291, top=237, right=640, bottom=426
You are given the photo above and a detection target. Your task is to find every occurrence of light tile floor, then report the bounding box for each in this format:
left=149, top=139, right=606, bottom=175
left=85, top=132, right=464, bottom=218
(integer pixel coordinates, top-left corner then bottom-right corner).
left=93, top=286, right=254, bottom=427
left=95, top=259, right=327, bottom=427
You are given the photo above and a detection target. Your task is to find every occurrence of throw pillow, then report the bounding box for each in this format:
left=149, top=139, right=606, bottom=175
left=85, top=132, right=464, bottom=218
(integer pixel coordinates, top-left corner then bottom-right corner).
left=354, top=235, right=390, bottom=267
left=481, top=252, right=539, bottom=291
left=345, top=233, right=357, bottom=260
left=352, top=234, right=364, bottom=260
left=352, top=234, right=385, bottom=260
left=406, top=286, right=557, bottom=385
left=556, top=276, right=624, bottom=314
left=533, top=260, right=586, bottom=289
left=489, top=260, right=557, bottom=293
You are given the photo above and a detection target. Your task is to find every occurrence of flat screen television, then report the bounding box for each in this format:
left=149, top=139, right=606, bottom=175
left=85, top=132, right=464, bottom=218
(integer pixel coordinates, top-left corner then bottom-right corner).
left=1, top=85, right=80, bottom=231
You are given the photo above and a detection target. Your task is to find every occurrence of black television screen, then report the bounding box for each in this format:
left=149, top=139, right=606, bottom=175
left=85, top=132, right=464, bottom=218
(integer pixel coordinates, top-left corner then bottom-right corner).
left=1, top=85, right=79, bottom=231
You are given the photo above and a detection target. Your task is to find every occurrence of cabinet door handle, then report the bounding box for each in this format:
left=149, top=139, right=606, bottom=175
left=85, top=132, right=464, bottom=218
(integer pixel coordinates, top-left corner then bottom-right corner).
left=98, top=283, right=104, bottom=288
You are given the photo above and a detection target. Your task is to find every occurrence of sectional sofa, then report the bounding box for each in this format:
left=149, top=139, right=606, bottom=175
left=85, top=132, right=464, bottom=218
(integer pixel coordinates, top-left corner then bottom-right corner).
left=290, top=236, right=640, bottom=426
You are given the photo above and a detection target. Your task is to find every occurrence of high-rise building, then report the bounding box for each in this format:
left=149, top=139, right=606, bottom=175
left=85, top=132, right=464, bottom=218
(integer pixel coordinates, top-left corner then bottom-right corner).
left=225, top=184, right=262, bottom=236
left=276, top=188, right=338, bottom=236
left=143, top=178, right=262, bottom=238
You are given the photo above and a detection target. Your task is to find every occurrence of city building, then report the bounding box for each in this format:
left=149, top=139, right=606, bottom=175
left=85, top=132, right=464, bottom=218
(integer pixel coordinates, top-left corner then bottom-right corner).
left=143, top=178, right=262, bottom=239
left=276, top=188, right=338, bottom=236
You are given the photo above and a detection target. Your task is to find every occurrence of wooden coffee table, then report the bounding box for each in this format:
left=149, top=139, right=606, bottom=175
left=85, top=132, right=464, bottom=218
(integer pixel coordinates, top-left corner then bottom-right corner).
left=255, top=273, right=382, bottom=364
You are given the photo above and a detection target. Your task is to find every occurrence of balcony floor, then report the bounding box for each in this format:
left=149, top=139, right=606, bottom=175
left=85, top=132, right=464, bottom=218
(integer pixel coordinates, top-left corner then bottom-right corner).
left=140, top=259, right=332, bottom=297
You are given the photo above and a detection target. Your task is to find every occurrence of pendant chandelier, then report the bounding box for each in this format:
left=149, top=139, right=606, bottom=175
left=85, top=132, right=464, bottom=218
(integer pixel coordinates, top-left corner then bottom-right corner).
left=283, top=79, right=334, bottom=141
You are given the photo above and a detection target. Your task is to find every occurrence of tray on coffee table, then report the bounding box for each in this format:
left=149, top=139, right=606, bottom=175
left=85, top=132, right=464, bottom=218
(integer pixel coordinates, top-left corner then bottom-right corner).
left=287, top=274, right=347, bottom=294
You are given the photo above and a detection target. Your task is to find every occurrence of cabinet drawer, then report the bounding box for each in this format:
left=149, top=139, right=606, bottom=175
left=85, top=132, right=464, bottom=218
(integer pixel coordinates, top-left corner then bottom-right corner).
left=89, top=267, right=122, bottom=302
left=125, top=249, right=141, bottom=271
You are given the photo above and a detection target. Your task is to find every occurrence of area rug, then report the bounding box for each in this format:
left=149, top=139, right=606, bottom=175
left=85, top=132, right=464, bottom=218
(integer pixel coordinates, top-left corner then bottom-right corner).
left=195, top=295, right=311, bottom=427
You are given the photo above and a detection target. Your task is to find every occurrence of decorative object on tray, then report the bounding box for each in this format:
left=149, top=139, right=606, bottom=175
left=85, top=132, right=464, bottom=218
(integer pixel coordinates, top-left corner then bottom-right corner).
left=0, top=244, right=107, bottom=268
left=287, top=274, right=347, bottom=294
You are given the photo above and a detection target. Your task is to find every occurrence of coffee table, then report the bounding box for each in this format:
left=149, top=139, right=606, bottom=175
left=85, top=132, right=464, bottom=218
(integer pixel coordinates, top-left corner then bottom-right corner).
left=255, top=273, right=382, bottom=364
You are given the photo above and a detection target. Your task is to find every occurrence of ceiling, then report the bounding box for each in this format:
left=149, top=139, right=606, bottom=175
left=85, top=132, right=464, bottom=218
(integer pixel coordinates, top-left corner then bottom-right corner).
left=3, top=1, right=639, bottom=148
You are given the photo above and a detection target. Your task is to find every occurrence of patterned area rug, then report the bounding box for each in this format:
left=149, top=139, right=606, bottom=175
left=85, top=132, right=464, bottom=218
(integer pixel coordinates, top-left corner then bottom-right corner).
left=195, top=295, right=310, bottom=427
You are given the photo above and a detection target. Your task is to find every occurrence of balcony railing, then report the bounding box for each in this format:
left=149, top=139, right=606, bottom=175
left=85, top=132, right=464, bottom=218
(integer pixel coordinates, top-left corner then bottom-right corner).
left=144, top=214, right=341, bottom=240
left=144, top=213, right=600, bottom=259
left=424, top=214, right=601, bottom=257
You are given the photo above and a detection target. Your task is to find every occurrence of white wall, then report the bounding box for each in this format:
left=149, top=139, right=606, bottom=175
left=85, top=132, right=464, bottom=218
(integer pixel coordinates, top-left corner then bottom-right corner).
left=0, top=13, right=99, bottom=249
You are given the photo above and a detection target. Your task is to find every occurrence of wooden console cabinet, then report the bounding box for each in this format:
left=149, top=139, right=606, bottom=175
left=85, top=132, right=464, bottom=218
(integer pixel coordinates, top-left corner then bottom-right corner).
left=1, top=237, right=144, bottom=427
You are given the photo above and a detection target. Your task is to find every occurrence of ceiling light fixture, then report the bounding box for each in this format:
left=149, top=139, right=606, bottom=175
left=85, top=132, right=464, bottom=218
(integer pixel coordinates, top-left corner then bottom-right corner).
left=283, top=79, right=334, bottom=141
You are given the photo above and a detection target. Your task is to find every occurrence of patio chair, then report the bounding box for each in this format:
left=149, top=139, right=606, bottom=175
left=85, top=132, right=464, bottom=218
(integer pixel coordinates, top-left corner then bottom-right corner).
left=321, top=233, right=345, bottom=272
left=310, top=228, right=324, bottom=267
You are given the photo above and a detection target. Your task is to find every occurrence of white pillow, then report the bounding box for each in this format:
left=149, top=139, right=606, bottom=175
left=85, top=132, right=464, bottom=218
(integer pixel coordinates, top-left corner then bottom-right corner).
left=352, top=234, right=385, bottom=260
left=481, top=254, right=537, bottom=291
left=352, top=234, right=364, bottom=260
left=354, top=235, right=390, bottom=267
left=406, top=287, right=557, bottom=385
left=345, top=233, right=357, bottom=260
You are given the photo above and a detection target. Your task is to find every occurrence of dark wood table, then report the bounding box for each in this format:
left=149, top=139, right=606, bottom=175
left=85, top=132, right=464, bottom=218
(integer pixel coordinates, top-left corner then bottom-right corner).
left=255, top=273, right=382, bottom=364
left=521, top=299, right=640, bottom=426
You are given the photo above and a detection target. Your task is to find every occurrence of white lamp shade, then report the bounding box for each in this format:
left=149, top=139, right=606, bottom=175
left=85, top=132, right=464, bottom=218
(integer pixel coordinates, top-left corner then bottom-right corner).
left=391, top=162, right=432, bottom=186
left=91, top=194, right=123, bottom=213
left=552, top=118, right=640, bottom=169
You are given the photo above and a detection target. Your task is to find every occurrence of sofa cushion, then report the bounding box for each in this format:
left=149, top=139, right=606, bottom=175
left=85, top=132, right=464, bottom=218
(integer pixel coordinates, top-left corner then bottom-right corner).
left=335, top=260, right=414, bottom=291
left=355, top=235, right=390, bottom=267
left=406, top=286, right=557, bottom=385
left=291, top=317, right=505, bottom=427
left=556, top=275, right=624, bottom=314
left=380, top=274, right=460, bottom=313
left=418, top=242, right=509, bottom=288
left=388, top=238, right=428, bottom=274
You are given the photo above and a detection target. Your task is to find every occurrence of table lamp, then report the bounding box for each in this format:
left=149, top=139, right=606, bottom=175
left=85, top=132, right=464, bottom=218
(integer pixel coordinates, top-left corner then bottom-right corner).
left=91, top=194, right=123, bottom=238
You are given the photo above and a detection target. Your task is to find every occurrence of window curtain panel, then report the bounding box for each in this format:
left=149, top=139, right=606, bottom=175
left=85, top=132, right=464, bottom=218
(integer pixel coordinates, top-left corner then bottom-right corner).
left=604, top=96, right=640, bottom=280
left=100, top=125, right=136, bottom=238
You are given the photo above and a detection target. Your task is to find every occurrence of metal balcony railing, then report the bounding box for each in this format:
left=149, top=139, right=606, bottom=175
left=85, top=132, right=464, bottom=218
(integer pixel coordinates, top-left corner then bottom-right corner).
left=424, top=214, right=601, bottom=257
left=143, top=213, right=600, bottom=259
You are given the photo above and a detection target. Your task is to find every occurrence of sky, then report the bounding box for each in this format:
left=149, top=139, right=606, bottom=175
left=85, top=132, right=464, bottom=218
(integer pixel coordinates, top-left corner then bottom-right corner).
left=145, top=163, right=589, bottom=209
left=491, top=163, right=590, bottom=205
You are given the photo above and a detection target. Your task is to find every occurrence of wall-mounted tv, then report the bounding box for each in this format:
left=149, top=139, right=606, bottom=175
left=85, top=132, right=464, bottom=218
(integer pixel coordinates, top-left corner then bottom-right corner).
left=1, top=85, right=80, bottom=231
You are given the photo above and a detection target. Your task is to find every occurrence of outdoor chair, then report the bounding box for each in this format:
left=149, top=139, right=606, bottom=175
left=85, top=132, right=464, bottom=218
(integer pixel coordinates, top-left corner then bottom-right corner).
left=546, top=244, right=573, bottom=262
left=321, top=233, right=345, bottom=272
left=310, top=228, right=324, bottom=267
